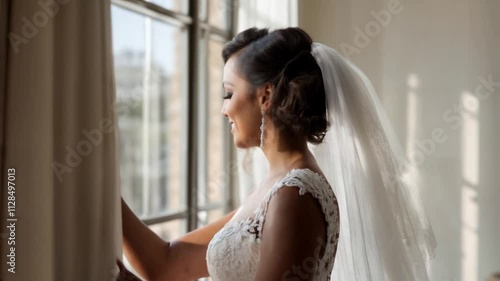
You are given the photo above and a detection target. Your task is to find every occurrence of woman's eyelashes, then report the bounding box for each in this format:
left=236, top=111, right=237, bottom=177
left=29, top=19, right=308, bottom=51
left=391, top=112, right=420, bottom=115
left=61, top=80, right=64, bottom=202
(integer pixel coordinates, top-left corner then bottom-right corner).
left=223, top=92, right=233, bottom=99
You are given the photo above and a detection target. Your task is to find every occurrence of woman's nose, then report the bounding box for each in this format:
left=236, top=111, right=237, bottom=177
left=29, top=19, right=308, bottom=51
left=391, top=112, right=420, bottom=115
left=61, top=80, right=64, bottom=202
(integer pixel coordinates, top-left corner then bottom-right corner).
left=221, top=101, right=228, bottom=117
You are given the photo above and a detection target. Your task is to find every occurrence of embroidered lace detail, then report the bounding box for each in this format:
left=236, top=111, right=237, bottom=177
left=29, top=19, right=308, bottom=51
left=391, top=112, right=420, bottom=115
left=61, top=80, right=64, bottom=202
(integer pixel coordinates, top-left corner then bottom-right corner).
left=206, top=168, right=340, bottom=281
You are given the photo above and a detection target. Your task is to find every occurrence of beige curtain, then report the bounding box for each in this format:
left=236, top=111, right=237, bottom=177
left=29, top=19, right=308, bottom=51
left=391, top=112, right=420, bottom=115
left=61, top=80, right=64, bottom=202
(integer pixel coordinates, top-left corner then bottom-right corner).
left=0, top=0, right=121, bottom=280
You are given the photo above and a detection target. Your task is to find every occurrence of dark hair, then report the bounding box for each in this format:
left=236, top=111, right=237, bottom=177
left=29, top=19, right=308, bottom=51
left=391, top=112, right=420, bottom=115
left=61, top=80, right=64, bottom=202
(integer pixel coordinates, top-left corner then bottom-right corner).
left=222, top=27, right=328, bottom=144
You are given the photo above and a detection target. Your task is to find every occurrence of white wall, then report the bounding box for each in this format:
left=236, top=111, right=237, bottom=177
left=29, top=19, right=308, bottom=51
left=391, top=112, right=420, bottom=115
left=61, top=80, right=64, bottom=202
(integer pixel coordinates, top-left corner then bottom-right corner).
left=299, top=0, right=500, bottom=280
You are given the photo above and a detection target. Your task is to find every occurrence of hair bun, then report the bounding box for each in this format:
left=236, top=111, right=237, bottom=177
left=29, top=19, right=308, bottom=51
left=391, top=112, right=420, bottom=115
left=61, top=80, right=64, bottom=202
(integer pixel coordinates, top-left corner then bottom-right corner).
left=271, top=53, right=328, bottom=144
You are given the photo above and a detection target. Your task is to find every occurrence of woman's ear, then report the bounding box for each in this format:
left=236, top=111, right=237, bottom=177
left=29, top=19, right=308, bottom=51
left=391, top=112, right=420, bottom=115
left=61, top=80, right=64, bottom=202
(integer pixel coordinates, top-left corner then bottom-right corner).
left=258, top=83, right=274, bottom=111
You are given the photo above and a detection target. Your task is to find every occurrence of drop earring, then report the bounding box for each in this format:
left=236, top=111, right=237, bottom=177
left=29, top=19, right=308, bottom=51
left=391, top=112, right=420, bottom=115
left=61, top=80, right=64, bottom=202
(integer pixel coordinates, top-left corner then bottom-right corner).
left=260, top=110, right=265, bottom=149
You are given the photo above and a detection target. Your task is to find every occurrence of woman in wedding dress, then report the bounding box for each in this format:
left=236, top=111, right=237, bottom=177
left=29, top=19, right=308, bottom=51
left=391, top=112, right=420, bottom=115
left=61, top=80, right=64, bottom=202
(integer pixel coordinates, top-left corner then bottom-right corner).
left=118, top=27, right=435, bottom=281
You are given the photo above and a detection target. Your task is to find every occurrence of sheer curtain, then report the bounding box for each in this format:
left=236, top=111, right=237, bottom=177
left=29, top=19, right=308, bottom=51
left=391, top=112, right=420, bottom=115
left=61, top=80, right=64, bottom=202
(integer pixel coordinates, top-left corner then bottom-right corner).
left=0, top=0, right=121, bottom=280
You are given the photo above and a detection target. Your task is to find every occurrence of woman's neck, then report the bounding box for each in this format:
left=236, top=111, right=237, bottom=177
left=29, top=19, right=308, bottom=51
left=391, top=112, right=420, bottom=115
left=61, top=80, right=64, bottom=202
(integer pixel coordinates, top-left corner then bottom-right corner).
left=260, top=129, right=314, bottom=176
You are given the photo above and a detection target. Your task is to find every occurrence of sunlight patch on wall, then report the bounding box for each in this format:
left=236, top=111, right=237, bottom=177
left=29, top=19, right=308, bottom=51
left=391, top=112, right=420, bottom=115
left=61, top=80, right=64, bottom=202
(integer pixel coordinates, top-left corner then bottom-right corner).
left=460, top=91, right=479, bottom=281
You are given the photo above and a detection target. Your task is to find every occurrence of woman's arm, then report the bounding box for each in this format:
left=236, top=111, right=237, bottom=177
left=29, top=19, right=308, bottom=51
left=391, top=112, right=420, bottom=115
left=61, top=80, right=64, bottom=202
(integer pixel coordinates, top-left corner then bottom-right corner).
left=253, top=186, right=327, bottom=281
left=122, top=198, right=237, bottom=281
left=121, top=198, right=168, bottom=279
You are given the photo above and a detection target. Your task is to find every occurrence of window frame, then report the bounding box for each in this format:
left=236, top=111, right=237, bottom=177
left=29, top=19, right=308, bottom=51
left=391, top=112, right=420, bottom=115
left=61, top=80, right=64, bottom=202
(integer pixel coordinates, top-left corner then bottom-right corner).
left=112, top=0, right=236, bottom=232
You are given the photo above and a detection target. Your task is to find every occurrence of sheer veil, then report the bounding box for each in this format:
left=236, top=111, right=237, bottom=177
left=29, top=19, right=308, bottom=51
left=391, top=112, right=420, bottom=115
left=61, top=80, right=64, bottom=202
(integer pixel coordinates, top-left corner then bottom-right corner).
left=310, top=43, right=436, bottom=281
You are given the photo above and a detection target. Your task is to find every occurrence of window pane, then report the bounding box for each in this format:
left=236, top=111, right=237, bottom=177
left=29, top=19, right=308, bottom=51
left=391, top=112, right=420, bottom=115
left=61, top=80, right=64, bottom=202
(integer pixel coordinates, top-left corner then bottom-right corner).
left=149, top=219, right=187, bottom=240
left=198, top=208, right=225, bottom=227
left=146, top=0, right=189, bottom=14
left=199, top=38, right=227, bottom=207
left=199, top=0, right=207, bottom=20
left=208, top=0, right=230, bottom=29
left=112, top=6, right=188, bottom=219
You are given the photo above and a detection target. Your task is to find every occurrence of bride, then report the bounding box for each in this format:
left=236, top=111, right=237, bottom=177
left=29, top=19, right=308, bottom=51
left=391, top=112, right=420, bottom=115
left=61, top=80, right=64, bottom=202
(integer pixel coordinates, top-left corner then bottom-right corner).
left=118, top=27, right=436, bottom=281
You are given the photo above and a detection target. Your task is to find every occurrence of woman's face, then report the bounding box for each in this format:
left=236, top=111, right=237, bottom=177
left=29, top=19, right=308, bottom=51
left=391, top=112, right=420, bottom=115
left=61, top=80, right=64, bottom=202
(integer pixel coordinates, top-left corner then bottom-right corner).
left=221, top=56, right=262, bottom=148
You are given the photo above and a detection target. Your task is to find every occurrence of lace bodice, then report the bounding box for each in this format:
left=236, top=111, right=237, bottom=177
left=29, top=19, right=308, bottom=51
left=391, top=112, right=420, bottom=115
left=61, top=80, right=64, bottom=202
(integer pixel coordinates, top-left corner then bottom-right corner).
left=206, top=168, right=340, bottom=281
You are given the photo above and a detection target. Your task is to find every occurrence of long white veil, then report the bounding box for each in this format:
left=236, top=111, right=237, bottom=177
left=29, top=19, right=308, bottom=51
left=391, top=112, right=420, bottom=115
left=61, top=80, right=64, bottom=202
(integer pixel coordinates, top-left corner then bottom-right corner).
left=310, top=43, right=436, bottom=281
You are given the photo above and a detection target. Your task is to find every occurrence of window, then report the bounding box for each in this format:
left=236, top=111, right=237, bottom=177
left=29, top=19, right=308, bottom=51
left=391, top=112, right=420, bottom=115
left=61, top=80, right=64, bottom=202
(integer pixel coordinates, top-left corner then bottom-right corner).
left=113, top=3, right=188, bottom=233
left=111, top=0, right=235, bottom=274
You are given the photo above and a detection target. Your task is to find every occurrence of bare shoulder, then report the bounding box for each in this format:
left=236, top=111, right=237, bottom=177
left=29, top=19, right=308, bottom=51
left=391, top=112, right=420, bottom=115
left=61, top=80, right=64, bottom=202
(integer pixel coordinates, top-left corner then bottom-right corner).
left=262, top=184, right=327, bottom=242
left=267, top=184, right=325, bottom=216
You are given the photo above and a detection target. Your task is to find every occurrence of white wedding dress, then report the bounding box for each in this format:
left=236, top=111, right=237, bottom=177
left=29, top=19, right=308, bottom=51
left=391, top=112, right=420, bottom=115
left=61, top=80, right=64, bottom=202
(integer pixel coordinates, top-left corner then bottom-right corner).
left=206, top=168, right=340, bottom=281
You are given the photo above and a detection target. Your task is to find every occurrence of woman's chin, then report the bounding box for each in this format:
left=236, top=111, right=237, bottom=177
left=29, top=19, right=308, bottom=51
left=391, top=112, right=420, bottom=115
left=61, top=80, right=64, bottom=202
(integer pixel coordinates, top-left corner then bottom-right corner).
left=233, top=138, right=255, bottom=149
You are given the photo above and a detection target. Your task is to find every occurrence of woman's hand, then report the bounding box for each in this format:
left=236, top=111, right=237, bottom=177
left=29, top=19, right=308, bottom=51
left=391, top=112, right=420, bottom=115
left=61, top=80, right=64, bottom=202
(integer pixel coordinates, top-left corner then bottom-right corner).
left=116, top=259, right=142, bottom=281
